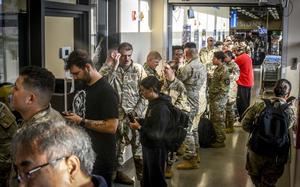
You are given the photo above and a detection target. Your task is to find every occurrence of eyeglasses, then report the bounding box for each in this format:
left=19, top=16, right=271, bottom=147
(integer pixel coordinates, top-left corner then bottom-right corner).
left=208, top=40, right=214, bottom=42
left=14, top=156, right=66, bottom=183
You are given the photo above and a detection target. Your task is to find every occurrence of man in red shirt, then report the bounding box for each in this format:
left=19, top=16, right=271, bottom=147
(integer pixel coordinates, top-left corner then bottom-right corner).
left=234, top=47, right=254, bottom=119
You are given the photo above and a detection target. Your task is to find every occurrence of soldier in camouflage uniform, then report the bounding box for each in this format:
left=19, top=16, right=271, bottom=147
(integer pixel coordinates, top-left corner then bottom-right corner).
left=198, top=37, right=218, bottom=124
left=0, top=102, right=17, bottom=187
left=10, top=66, right=64, bottom=128
left=161, top=63, right=190, bottom=178
left=161, top=63, right=190, bottom=112
left=208, top=51, right=230, bottom=148
left=224, top=51, right=240, bottom=133
left=176, top=42, right=206, bottom=170
left=100, top=42, right=147, bottom=184
left=9, top=66, right=64, bottom=186
left=199, top=36, right=218, bottom=78
left=143, top=51, right=162, bottom=80
left=241, top=79, right=296, bottom=187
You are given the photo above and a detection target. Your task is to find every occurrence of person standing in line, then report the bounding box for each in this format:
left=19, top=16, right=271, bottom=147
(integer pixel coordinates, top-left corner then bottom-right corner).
left=65, top=50, right=119, bottom=187
left=130, top=76, right=170, bottom=187
left=208, top=51, right=230, bottom=148
left=0, top=102, right=17, bottom=187
left=176, top=42, right=206, bottom=169
left=234, top=47, right=254, bottom=120
left=143, top=51, right=162, bottom=80
left=161, top=63, right=190, bottom=178
left=241, top=79, right=296, bottom=187
left=172, top=45, right=185, bottom=71
left=10, top=66, right=64, bottom=127
left=199, top=36, right=217, bottom=77
left=223, top=51, right=240, bottom=133
left=11, top=121, right=108, bottom=187
left=9, top=66, right=65, bottom=187
left=100, top=42, right=147, bottom=185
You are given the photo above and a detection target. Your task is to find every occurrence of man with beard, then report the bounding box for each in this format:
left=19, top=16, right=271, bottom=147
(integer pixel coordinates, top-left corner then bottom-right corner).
left=64, top=49, right=119, bottom=187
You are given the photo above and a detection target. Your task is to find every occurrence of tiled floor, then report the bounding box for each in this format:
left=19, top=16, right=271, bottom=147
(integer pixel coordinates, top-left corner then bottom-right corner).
left=112, top=66, right=290, bottom=187
left=113, top=127, right=289, bottom=187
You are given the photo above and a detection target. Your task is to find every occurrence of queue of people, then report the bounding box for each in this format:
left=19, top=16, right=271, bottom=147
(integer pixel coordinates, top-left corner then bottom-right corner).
left=0, top=36, right=296, bottom=187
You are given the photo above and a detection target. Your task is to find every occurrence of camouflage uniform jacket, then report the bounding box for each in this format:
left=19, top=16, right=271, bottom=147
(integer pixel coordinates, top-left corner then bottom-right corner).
left=225, top=60, right=240, bottom=101
left=100, top=61, right=147, bottom=117
left=177, top=57, right=207, bottom=93
left=241, top=97, right=296, bottom=133
left=20, top=105, right=65, bottom=128
left=0, top=102, right=17, bottom=168
left=143, top=63, right=160, bottom=80
left=208, top=64, right=230, bottom=98
left=199, top=46, right=218, bottom=76
left=161, top=78, right=190, bottom=112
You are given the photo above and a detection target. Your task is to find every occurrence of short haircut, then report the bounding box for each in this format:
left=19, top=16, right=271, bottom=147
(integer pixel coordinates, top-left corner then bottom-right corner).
left=215, top=41, right=223, bottom=47
left=20, top=66, right=55, bottom=105
left=173, top=45, right=183, bottom=51
left=140, top=76, right=161, bottom=94
left=11, top=121, right=96, bottom=175
left=147, top=51, right=162, bottom=61
left=273, top=79, right=292, bottom=97
left=166, top=61, right=178, bottom=72
left=118, top=42, right=133, bottom=52
left=66, top=49, right=94, bottom=70
left=213, top=51, right=226, bottom=62
left=183, top=42, right=197, bottom=49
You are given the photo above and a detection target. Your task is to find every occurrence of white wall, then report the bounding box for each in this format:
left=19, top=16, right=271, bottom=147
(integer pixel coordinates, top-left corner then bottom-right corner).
left=285, top=2, right=300, bottom=98
left=151, top=0, right=168, bottom=59
left=45, top=16, right=74, bottom=79
left=286, top=1, right=300, bottom=186
left=120, top=0, right=152, bottom=64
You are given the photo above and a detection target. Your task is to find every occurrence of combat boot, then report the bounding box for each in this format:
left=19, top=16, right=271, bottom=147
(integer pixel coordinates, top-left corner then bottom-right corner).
left=176, top=144, right=186, bottom=156
left=176, top=156, right=199, bottom=170
left=114, top=171, right=134, bottom=185
left=165, top=164, right=173, bottom=178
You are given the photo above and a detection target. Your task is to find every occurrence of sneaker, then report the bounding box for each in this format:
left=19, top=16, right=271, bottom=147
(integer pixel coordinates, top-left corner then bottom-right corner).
left=114, top=171, right=134, bottom=185
left=210, top=142, right=226, bottom=148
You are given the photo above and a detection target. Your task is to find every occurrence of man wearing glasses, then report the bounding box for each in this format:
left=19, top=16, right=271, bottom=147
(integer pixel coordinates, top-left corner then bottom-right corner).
left=11, top=121, right=108, bottom=187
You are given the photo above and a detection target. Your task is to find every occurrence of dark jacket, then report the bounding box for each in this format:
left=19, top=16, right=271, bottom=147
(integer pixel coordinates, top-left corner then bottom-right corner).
left=140, top=94, right=171, bottom=148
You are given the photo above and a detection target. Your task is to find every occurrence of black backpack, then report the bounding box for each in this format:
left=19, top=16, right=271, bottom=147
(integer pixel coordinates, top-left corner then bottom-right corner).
left=164, top=104, right=189, bottom=152
left=198, top=112, right=217, bottom=148
left=248, top=99, right=291, bottom=156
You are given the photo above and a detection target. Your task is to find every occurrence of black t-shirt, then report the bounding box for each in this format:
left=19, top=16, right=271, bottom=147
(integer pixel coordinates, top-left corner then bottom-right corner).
left=73, top=78, right=119, bottom=174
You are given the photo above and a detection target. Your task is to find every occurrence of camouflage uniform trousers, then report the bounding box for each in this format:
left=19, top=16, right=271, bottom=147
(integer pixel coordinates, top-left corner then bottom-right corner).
left=209, top=94, right=227, bottom=143
left=246, top=149, right=288, bottom=187
left=225, top=99, right=236, bottom=129
left=192, top=83, right=207, bottom=130
left=116, top=112, right=143, bottom=180
left=0, top=102, right=17, bottom=187
left=183, top=91, right=200, bottom=159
